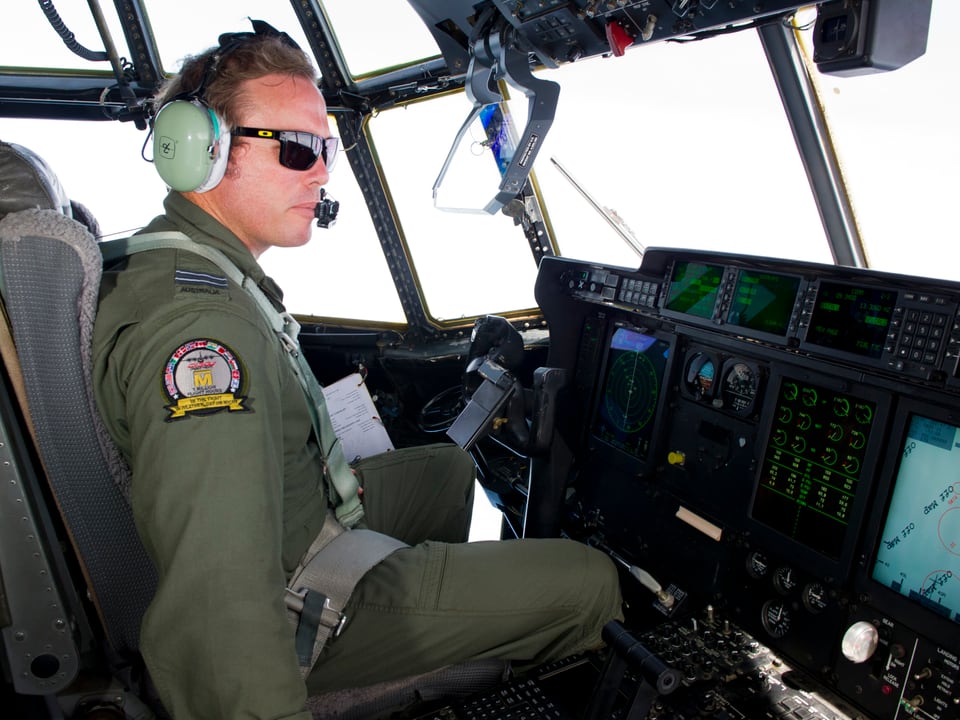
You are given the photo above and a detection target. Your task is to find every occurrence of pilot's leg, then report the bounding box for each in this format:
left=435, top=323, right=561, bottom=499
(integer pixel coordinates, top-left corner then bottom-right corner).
left=306, top=535, right=623, bottom=693
left=354, top=442, right=476, bottom=544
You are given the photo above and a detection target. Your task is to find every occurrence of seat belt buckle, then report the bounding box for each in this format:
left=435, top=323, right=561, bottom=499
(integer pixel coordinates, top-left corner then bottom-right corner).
left=286, top=587, right=348, bottom=634
left=287, top=587, right=348, bottom=668
left=326, top=599, right=349, bottom=638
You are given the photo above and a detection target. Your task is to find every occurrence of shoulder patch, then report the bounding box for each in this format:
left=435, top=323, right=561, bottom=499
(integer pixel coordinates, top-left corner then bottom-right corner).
left=163, top=339, right=251, bottom=420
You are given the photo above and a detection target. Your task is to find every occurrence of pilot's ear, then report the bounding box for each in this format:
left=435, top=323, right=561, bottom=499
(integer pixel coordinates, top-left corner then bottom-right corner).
left=221, top=138, right=251, bottom=180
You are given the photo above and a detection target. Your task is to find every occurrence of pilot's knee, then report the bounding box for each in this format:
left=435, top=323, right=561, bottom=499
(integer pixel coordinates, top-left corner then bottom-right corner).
left=582, top=545, right=624, bottom=623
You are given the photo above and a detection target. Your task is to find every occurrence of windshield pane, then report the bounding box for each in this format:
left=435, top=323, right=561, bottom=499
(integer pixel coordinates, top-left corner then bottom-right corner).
left=369, top=94, right=539, bottom=322
left=533, top=28, right=831, bottom=268
left=320, top=0, right=440, bottom=78
left=258, top=152, right=406, bottom=323
left=796, top=2, right=959, bottom=281
left=1, top=3, right=126, bottom=70
left=145, top=0, right=310, bottom=74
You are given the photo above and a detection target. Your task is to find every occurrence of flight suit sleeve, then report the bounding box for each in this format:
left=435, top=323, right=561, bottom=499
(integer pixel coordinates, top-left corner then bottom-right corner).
left=106, top=301, right=313, bottom=720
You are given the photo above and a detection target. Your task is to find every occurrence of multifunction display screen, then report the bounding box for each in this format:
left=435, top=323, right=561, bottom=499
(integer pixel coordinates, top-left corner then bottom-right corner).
left=664, top=261, right=723, bottom=320
left=726, top=270, right=800, bottom=337
left=872, top=415, right=960, bottom=624
left=593, top=327, right=671, bottom=462
left=806, top=282, right=897, bottom=359
left=752, top=377, right=875, bottom=560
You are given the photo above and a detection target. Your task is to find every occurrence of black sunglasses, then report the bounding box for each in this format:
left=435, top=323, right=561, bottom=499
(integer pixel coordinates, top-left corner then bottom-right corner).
left=233, top=127, right=339, bottom=172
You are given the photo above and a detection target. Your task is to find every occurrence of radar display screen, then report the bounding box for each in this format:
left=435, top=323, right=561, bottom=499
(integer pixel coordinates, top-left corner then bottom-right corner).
left=664, top=261, right=723, bottom=320
left=726, top=270, right=800, bottom=337
left=806, top=281, right=897, bottom=359
left=872, top=415, right=960, bottom=624
left=751, top=377, right=876, bottom=561
left=593, top=327, right=671, bottom=462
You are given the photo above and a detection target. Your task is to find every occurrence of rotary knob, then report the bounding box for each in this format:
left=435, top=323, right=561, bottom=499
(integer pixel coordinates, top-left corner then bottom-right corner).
left=841, top=621, right=879, bottom=663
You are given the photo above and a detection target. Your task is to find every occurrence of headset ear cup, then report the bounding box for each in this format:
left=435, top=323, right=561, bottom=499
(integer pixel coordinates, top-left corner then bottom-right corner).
left=152, top=99, right=230, bottom=192
left=194, top=124, right=231, bottom=193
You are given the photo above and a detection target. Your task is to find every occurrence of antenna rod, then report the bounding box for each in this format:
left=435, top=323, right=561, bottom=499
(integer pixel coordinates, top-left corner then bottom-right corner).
left=550, top=157, right=644, bottom=258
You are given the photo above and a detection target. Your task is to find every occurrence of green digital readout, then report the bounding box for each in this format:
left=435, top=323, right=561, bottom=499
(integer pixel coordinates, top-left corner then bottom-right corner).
left=807, top=282, right=897, bottom=359
left=726, top=270, right=800, bottom=336
left=664, top=261, right=723, bottom=319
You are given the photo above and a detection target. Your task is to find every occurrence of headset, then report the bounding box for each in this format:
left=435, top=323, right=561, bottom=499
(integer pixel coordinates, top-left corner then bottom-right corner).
left=151, top=21, right=293, bottom=193
left=152, top=97, right=231, bottom=193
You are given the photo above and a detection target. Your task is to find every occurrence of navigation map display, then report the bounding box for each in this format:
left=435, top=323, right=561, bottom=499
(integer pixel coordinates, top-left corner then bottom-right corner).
left=593, top=327, right=671, bottom=462
left=872, top=414, right=960, bottom=624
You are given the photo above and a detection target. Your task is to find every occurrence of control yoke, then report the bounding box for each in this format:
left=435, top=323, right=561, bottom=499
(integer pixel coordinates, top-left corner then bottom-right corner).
left=447, top=315, right=566, bottom=456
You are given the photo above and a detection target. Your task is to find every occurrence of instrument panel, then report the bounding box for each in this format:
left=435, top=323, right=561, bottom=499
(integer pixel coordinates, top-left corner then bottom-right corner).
left=534, top=248, right=960, bottom=720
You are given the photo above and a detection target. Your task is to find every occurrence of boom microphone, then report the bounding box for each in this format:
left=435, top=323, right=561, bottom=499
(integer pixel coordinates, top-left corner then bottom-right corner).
left=314, top=188, right=339, bottom=228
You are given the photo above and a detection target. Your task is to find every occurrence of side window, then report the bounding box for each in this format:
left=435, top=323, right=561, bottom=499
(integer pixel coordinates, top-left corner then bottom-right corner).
left=367, top=94, right=540, bottom=322
left=0, top=116, right=405, bottom=324
left=0, top=118, right=167, bottom=239
left=258, top=147, right=406, bottom=323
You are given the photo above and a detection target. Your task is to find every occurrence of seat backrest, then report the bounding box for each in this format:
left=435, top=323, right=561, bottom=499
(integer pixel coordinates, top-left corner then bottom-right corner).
left=0, top=141, right=157, bottom=659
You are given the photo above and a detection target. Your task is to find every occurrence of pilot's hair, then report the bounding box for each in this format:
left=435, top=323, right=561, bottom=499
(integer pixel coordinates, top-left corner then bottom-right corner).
left=152, top=34, right=318, bottom=129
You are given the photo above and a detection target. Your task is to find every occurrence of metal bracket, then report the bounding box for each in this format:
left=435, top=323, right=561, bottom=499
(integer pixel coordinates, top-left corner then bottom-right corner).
left=0, top=415, right=79, bottom=695
left=433, top=14, right=560, bottom=214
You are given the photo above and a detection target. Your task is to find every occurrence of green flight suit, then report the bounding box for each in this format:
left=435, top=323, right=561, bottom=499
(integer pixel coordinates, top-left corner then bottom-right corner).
left=93, top=191, right=622, bottom=719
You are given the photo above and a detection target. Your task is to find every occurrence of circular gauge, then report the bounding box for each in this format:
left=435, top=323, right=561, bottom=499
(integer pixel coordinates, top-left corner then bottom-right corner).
left=746, top=551, right=770, bottom=580
left=849, top=430, right=866, bottom=450
left=802, top=582, right=830, bottom=614
left=761, top=600, right=792, bottom=638
left=719, top=361, right=760, bottom=416
left=854, top=402, right=873, bottom=425
left=773, top=566, right=798, bottom=595
left=833, top=396, right=851, bottom=418
left=685, top=352, right=717, bottom=400
left=783, top=381, right=798, bottom=401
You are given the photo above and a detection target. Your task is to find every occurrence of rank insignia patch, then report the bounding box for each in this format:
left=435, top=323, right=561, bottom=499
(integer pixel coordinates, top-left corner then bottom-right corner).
left=163, top=339, right=250, bottom=420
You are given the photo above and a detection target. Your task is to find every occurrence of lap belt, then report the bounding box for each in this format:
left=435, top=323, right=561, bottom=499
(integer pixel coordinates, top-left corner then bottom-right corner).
left=101, top=232, right=406, bottom=672
left=284, top=513, right=406, bottom=675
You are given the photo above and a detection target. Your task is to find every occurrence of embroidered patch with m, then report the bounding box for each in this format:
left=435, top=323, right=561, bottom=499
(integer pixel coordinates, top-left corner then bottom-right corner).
left=162, top=339, right=251, bottom=420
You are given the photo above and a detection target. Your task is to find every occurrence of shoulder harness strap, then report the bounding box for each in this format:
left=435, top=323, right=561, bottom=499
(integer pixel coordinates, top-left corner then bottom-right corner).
left=102, top=232, right=363, bottom=526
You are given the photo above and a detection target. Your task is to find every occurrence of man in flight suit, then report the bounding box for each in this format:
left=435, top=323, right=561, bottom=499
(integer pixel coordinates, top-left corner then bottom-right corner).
left=93, top=24, right=622, bottom=719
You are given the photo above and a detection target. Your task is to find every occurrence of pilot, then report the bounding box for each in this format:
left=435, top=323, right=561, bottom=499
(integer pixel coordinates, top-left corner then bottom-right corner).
left=92, top=22, right=622, bottom=720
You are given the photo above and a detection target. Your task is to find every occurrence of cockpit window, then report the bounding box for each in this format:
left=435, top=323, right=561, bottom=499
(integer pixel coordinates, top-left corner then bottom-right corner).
left=320, top=0, right=441, bottom=78
left=258, top=144, right=406, bottom=324
left=367, top=93, right=539, bottom=322
left=533, top=27, right=831, bottom=268
left=1, top=3, right=124, bottom=70
left=146, top=1, right=310, bottom=76
left=795, top=4, right=960, bottom=282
